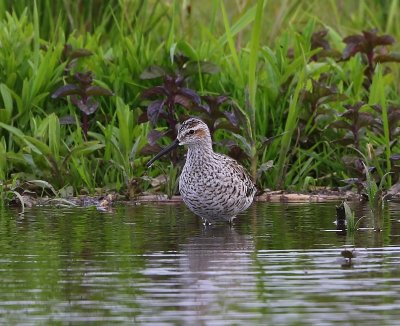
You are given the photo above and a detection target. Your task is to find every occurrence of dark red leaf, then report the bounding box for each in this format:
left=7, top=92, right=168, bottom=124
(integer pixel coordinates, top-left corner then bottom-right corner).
left=62, top=44, right=73, bottom=58
left=311, top=29, right=330, bottom=50
left=331, top=120, right=352, bottom=130
left=342, top=43, right=362, bottom=60
left=68, top=49, right=93, bottom=60
left=203, top=95, right=230, bottom=107
left=65, top=59, right=78, bottom=71
left=337, top=138, right=357, bottom=146
left=375, top=52, right=400, bottom=63
left=228, top=145, right=249, bottom=161
left=138, top=111, right=149, bottom=124
left=77, top=98, right=99, bottom=115
left=374, top=34, right=395, bottom=46
left=370, top=104, right=382, bottom=113
left=59, top=115, right=76, bottom=125
left=178, top=88, right=201, bottom=104
left=147, top=100, right=164, bottom=125
left=343, top=102, right=364, bottom=113
left=51, top=84, right=82, bottom=99
left=174, top=94, right=193, bottom=108
left=141, top=86, right=167, bottom=99
left=85, top=85, right=113, bottom=97
left=316, top=93, right=348, bottom=106
left=70, top=95, right=80, bottom=106
left=357, top=112, right=376, bottom=128
left=208, top=108, right=226, bottom=119
left=86, top=101, right=99, bottom=115
left=63, top=44, right=92, bottom=60
left=341, top=110, right=356, bottom=120
left=74, top=72, right=93, bottom=85
left=232, top=105, right=248, bottom=129
left=224, top=110, right=239, bottom=126
left=218, top=139, right=237, bottom=149
left=342, top=30, right=395, bottom=61
left=198, top=103, right=211, bottom=113
left=147, top=129, right=167, bottom=146
left=213, top=119, right=240, bottom=133
left=389, top=108, right=400, bottom=123
left=343, top=34, right=364, bottom=44
left=140, top=144, right=163, bottom=155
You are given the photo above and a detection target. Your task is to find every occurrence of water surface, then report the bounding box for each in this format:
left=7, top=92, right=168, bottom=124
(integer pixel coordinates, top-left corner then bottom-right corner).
left=1, top=202, right=400, bottom=325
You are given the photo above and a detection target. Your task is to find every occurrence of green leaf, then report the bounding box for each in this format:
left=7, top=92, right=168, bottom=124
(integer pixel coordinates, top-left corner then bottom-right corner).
left=0, top=139, right=6, bottom=180
left=218, top=4, right=256, bottom=47
left=177, top=41, right=198, bottom=60
left=116, top=98, right=131, bottom=157
left=23, top=136, right=52, bottom=155
left=6, top=152, right=27, bottom=166
left=0, top=109, right=11, bottom=125
left=0, top=122, right=25, bottom=138
left=198, top=61, right=220, bottom=74
left=140, top=66, right=167, bottom=79
left=220, top=1, right=243, bottom=81
left=63, top=141, right=104, bottom=166
left=4, top=87, right=22, bottom=119
left=48, top=113, right=60, bottom=159
left=256, top=160, right=274, bottom=179
left=0, top=83, right=13, bottom=114
left=230, top=132, right=252, bottom=157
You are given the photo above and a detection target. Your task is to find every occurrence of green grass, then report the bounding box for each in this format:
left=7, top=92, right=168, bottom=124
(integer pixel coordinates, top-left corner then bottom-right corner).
left=1, top=0, right=400, bottom=198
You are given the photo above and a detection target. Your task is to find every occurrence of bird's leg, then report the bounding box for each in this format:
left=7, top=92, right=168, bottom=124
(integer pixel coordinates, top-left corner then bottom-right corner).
left=201, top=217, right=211, bottom=227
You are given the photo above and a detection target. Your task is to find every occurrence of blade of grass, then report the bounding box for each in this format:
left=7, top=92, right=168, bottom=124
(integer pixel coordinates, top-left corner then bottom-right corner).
left=48, top=113, right=60, bottom=161
left=220, top=1, right=243, bottom=82
left=248, top=0, right=265, bottom=179
left=274, top=68, right=306, bottom=188
left=166, top=0, right=177, bottom=54
left=0, top=138, right=6, bottom=180
left=385, top=0, right=398, bottom=33
left=32, top=0, right=40, bottom=68
left=217, top=4, right=257, bottom=46
left=369, top=64, right=391, bottom=186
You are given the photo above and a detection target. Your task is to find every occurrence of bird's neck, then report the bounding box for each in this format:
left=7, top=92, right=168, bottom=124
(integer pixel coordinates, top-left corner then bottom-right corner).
left=186, top=140, right=213, bottom=163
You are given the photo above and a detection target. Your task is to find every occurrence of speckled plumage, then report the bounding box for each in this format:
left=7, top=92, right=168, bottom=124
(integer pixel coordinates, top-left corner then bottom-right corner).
left=177, top=118, right=256, bottom=221
left=147, top=118, right=256, bottom=223
left=177, top=118, right=256, bottom=223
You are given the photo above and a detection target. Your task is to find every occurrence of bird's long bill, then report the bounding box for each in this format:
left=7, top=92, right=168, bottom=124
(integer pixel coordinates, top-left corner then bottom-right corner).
left=146, top=139, right=179, bottom=168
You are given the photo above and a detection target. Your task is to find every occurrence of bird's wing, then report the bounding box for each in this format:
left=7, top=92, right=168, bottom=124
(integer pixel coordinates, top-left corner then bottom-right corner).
left=220, top=155, right=257, bottom=198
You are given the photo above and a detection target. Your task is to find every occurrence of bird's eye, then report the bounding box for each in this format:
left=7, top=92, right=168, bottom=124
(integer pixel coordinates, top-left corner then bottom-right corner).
left=188, top=130, right=195, bottom=135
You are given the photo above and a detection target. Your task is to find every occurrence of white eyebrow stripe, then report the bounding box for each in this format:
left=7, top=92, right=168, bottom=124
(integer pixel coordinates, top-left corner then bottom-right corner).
left=179, top=120, right=201, bottom=133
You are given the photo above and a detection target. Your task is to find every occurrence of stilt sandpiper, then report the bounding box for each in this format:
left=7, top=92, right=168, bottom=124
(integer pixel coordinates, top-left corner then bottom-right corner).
left=147, top=118, right=256, bottom=223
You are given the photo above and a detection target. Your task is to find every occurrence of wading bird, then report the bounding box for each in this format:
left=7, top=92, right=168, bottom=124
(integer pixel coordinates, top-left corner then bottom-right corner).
left=147, top=118, right=256, bottom=223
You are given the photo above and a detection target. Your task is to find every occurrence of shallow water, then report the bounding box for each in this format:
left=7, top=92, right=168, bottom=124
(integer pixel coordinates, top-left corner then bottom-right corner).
left=0, top=201, right=400, bottom=325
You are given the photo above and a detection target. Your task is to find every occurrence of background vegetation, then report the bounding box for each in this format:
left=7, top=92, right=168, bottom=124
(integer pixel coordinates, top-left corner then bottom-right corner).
left=1, top=0, right=400, bottom=201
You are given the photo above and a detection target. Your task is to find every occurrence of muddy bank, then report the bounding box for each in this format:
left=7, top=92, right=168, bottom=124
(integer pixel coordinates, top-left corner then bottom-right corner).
left=134, top=190, right=363, bottom=203
left=11, top=189, right=400, bottom=211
